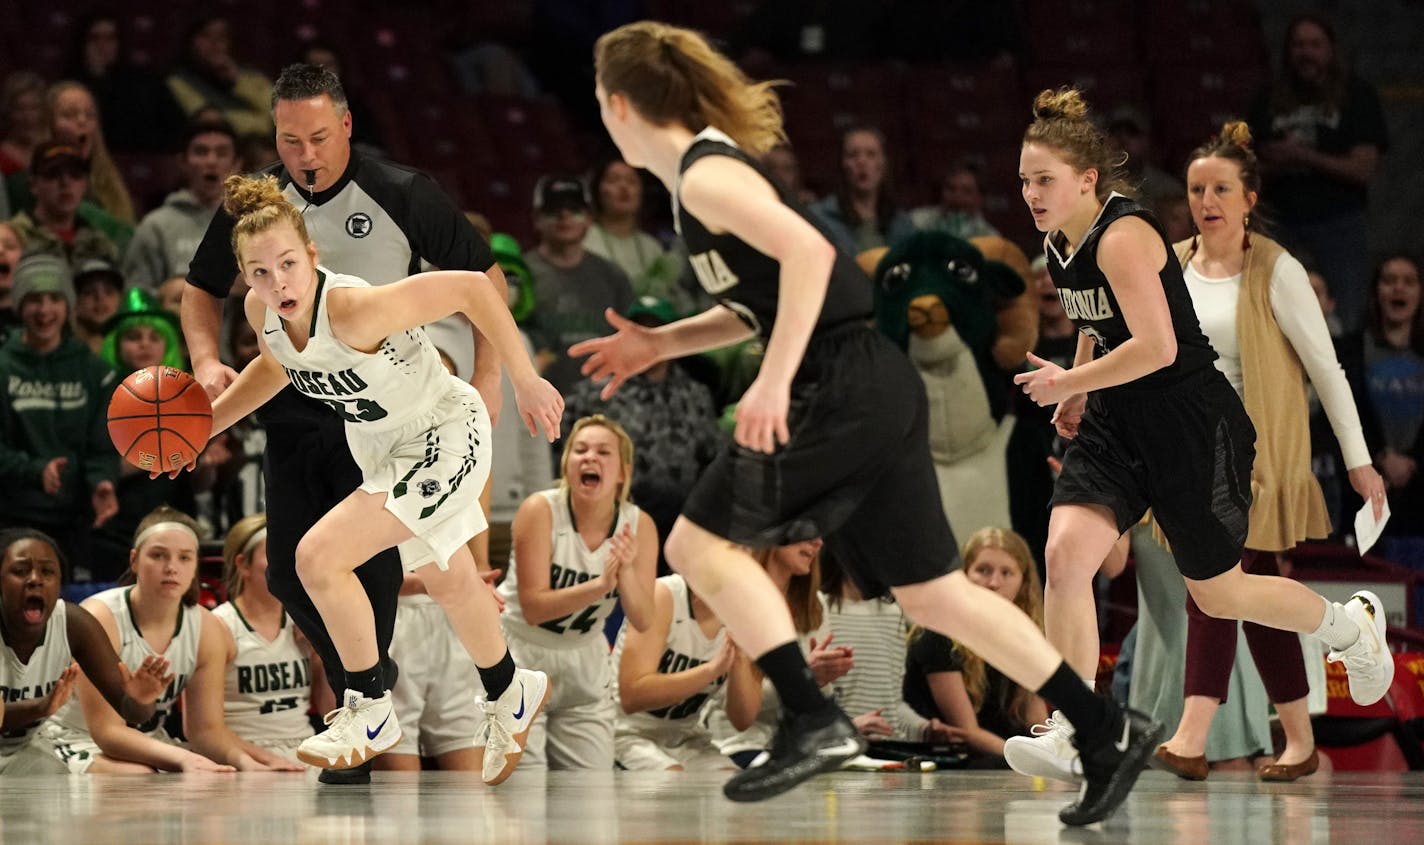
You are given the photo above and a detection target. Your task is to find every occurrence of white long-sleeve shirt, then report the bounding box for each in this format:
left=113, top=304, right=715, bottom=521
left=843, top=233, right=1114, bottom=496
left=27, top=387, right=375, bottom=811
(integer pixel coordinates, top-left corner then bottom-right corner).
left=1185, top=252, right=1370, bottom=469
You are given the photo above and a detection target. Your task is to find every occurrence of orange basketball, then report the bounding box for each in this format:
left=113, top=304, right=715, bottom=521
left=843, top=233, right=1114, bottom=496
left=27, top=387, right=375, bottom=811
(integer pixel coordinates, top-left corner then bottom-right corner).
left=107, top=367, right=213, bottom=473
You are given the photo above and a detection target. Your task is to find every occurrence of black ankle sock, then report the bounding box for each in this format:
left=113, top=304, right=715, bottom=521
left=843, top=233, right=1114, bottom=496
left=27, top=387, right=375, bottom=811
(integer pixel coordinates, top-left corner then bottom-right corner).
left=478, top=650, right=517, bottom=701
left=1037, top=662, right=1114, bottom=748
left=345, top=663, right=385, bottom=701
left=756, top=642, right=832, bottom=717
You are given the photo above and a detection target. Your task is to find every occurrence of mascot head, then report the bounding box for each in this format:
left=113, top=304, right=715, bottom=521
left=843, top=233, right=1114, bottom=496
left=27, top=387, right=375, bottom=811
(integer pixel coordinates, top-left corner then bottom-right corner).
left=866, top=231, right=1025, bottom=354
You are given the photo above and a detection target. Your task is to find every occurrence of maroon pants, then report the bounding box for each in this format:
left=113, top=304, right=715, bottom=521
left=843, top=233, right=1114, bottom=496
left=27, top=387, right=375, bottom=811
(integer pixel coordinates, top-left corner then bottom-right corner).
left=1183, top=548, right=1311, bottom=704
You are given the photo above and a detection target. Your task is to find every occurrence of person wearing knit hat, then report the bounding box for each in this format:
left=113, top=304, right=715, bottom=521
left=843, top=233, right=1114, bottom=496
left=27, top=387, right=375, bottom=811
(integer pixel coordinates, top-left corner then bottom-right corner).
left=100, top=287, right=187, bottom=377
left=0, top=252, right=118, bottom=576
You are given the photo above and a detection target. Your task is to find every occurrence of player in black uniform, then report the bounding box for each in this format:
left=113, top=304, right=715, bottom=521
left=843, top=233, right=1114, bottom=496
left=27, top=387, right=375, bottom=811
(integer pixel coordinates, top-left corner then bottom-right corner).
left=1007, top=87, right=1393, bottom=789
left=181, top=64, right=510, bottom=784
left=576, top=22, right=1155, bottom=824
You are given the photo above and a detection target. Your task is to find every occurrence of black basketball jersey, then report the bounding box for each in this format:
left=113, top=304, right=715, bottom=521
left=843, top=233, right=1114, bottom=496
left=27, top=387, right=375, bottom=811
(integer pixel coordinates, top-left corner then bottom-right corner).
left=1044, top=194, right=1216, bottom=391
left=674, top=128, right=872, bottom=340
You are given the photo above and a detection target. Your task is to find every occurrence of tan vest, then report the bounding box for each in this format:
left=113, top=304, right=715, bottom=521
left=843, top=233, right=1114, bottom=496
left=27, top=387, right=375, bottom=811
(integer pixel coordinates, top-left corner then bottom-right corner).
left=1175, top=235, right=1330, bottom=550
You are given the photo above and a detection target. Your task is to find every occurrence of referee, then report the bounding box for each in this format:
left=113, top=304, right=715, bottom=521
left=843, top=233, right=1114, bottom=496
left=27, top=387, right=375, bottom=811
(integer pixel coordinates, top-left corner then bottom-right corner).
left=181, top=64, right=508, bottom=784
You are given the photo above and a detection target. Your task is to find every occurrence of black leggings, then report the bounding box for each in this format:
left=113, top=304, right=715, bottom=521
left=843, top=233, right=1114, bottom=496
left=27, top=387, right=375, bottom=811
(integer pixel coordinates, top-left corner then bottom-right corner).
left=262, top=422, right=403, bottom=695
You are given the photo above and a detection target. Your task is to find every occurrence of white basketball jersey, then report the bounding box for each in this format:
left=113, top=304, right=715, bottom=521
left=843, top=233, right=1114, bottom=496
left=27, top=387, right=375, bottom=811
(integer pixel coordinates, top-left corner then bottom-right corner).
left=501, top=488, right=641, bottom=648
left=612, top=575, right=726, bottom=735
left=261, top=269, right=461, bottom=433
left=212, top=602, right=313, bottom=742
left=50, top=587, right=201, bottom=736
left=0, top=600, right=74, bottom=755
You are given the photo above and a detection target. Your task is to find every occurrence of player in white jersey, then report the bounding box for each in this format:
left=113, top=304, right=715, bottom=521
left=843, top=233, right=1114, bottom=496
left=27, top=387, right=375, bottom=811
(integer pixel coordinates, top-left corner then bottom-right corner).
left=213, top=514, right=316, bottom=764
left=503, top=415, right=657, bottom=769
left=613, top=573, right=752, bottom=770
left=198, top=175, right=561, bottom=783
left=39, top=507, right=300, bottom=773
left=0, top=529, right=172, bottom=774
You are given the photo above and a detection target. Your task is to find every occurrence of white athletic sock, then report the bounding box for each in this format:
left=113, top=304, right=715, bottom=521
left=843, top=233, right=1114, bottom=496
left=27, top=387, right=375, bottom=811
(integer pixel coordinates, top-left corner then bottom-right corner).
left=1311, top=596, right=1360, bottom=651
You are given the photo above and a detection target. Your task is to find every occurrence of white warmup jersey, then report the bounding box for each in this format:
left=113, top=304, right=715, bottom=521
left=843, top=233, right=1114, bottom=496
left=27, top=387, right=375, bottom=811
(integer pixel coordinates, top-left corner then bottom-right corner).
left=0, top=600, right=73, bottom=756
left=612, top=575, right=726, bottom=739
left=499, top=488, right=641, bottom=649
left=263, top=269, right=493, bottom=570
left=212, top=602, right=313, bottom=743
left=49, top=587, right=201, bottom=737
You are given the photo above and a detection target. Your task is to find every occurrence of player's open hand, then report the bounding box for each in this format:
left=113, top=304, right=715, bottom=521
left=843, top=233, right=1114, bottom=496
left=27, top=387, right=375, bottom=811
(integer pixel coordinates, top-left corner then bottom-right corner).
left=194, top=359, right=239, bottom=401
left=42, top=664, right=81, bottom=718
left=120, top=655, right=175, bottom=705
left=569, top=309, right=661, bottom=401
left=734, top=376, right=791, bottom=454
left=512, top=376, right=564, bottom=442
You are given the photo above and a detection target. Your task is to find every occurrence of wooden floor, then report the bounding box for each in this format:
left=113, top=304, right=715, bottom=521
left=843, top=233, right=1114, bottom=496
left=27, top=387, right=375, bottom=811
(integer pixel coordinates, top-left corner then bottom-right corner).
left=2, top=769, right=1422, bottom=844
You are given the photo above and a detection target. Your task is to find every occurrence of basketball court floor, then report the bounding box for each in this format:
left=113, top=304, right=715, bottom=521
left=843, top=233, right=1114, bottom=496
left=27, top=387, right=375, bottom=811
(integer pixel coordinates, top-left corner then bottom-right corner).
left=2, top=769, right=1421, bottom=844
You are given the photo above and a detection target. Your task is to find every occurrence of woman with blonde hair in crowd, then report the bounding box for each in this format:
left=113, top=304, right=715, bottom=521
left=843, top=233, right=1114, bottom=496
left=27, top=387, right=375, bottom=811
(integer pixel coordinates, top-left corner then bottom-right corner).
left=904, top=528, right=1048, bottom=767
left=212, top=513, right=322, bottom=765
left=46, top=80, right=135, bottom=226
left=502, top=414, right=657, bottom=770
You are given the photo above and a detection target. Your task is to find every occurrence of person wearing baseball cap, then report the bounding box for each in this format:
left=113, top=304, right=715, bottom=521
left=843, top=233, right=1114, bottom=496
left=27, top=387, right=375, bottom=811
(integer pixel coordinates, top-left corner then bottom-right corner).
left=0, top=253, right=119, bottom=574
left=7, top=141, right=124, bottom=268
left=527, top=172, right=633, bottom=396
left=71, top=258, right=125, bottom=354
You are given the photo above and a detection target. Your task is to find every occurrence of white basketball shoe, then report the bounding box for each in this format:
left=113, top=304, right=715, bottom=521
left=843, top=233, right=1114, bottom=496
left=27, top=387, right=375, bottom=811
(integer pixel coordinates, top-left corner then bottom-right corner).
left=1004, top=710, right=1082, bottom=783
left=297, top=689, right=401, bottom=769
left=482, top=668, right=550, bottom=785
left=1328, top=591, right=1395, bottom=706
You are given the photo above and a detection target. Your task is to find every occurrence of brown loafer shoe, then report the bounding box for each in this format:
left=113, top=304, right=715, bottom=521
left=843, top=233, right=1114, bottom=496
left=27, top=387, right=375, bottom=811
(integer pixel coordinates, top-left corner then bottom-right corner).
left=1258, top=749, right=1319, bottom=782
left=1153, top=744, right=1209, bottom=780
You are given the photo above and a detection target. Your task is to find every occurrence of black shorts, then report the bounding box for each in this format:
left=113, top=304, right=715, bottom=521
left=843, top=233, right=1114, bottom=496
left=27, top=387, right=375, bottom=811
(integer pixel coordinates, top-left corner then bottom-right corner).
left=681, top=325, right=956, bottom=598
left=1050, top=367, right=1255, bottom=580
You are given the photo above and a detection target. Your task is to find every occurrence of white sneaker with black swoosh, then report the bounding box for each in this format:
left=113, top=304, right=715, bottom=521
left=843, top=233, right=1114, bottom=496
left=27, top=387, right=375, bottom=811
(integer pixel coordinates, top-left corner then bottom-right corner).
left=723, top=707, right=867, bottom=802
left=297, top=689, right=401, bottom=770
left=482, top=668, right=550, bottom=785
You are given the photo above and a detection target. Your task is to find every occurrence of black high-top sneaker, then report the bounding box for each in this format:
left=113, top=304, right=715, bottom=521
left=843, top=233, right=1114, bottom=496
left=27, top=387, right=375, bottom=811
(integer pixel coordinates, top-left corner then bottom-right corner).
left=723, top=707, right=866, bottom=802
left=1058, top=706, right=1164, bottom=826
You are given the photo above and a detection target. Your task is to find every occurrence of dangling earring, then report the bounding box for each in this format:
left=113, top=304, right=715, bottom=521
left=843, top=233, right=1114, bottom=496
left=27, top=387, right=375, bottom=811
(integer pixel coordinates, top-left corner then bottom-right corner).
left=1242, top=212, right=1251, bottom=250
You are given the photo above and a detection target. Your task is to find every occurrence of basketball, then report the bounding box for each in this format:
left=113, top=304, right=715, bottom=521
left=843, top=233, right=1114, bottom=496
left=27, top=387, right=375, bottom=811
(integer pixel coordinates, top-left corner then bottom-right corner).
left=107, top=366, right=213, bottom=474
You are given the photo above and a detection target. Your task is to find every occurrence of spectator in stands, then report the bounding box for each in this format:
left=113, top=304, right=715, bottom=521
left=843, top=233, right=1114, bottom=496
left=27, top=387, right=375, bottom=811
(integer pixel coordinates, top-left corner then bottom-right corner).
left=762, top=143, right=817, bottom=205
left=903, top=528, right=1047, bottom=767
left=90, top=287, right=203, bottom=580
left=820, top=549, right=915, bottom=742
left=1308, top=268, right=1344, bottom=339
left=47, top=80, right=137, bottom=228
left=1351, top=255, right=1424, bottom=541
left=213, top=513, right=320, bottom=765
left=167, top=16, right=275, bottom=139
left=810, top=127, right=914, bottom=254
left=909, top=158, right=1001, bottom=239
left=0, top=527, right=172, bottom=775
left=705, top=539, right=847, bottom=768
left=70, top=258, right=124, bottom=355
left=1248, top=13, right=1388, bottom=334
left=1105, top=106, right=1183, bottom=218
left=0, top=221, right=21, bottom=339
left=561, top=297, right=721, bottom=568
left=8, top=141, right=125, bottom=267
left=583, top=156, right=685, bottom=310
left=0, top=72, right=46, bottom=178
left=299, top=41, right=385, bottom=154
left=37, top=506, right=302, bottom=772
left=64, top=13, right=187, bottom=154
left=527, top=173, right=634, bottom=396
left=0, top=255, right=117, bottom=577
left=122, top=117, right=238, bottom=292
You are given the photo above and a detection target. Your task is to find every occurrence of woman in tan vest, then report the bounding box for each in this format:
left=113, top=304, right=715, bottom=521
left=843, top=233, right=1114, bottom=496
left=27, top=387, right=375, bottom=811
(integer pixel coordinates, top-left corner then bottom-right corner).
left=1153, top=122, right=1387, bottom=782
